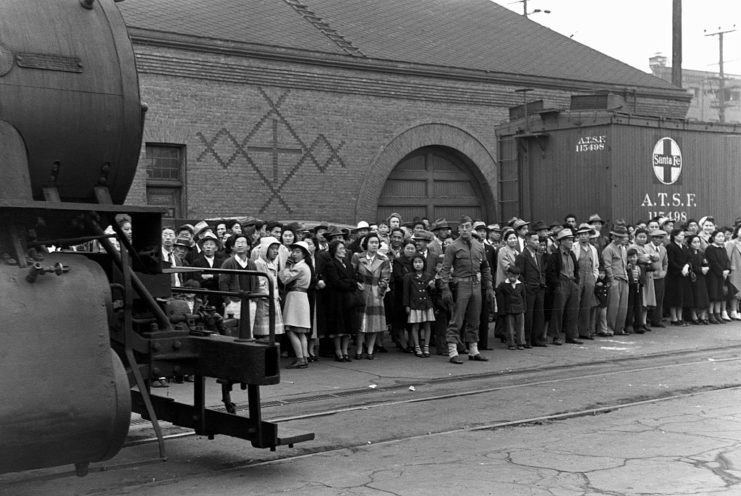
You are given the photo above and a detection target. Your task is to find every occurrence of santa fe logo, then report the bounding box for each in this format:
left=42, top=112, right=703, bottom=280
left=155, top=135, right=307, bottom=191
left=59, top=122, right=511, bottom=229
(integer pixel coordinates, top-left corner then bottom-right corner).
left=652, top=137, right=682, bottom=185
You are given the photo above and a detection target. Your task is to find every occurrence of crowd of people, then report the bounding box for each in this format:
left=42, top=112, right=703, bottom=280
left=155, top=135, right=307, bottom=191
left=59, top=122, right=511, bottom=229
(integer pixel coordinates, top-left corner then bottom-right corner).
left=143, top=210, right=741, bottom=380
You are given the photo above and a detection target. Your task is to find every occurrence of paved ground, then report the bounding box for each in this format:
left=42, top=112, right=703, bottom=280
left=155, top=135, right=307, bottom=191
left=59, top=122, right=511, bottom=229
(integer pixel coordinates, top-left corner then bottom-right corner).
left=4, top=322, right=741, bottom=495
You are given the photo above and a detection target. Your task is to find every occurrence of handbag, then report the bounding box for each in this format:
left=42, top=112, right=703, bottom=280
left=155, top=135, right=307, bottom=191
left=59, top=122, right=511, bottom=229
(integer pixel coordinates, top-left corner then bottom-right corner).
left=348, top=287, right=366, bottom=309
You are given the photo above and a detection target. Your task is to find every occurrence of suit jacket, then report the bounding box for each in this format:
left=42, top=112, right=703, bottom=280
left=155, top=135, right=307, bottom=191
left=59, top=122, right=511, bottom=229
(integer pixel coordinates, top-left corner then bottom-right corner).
left=545, top=249, right=580, bottom=288
left=190, top=253, right=225, bottom=289
left=428, top=238, right=443, bottom=260
left=484, top=243, right=497, bottom=284
left=515, top=247, right=545, bottom=290
left=419, top=249, right=438, bottom=277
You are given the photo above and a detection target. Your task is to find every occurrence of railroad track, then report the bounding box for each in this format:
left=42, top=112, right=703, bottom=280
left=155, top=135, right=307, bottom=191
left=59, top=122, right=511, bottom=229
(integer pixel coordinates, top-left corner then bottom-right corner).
left=5, top=345, right=741, bottom=491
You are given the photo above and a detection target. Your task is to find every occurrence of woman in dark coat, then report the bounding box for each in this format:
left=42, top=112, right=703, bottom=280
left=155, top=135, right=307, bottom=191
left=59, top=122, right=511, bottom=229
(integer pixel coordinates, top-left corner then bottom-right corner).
left=665, top=228, right=692, bottom=325
left=390, top=239, right=418, bottom=351
left=705, top=230, right=732, bottom=323
left=687, top=235, right=710, bottom=324
left=322, top=239, right=357, bottom=361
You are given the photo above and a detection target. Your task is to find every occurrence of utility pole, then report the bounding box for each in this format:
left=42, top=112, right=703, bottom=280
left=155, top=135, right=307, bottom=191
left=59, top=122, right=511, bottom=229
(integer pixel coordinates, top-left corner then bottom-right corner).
left=704, top=25, right=736, bottom=123
left=671, top=0, right=682, bottom=87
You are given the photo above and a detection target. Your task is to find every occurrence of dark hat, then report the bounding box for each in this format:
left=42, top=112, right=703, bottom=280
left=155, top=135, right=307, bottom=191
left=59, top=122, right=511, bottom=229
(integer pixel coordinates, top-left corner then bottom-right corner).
left=431, top=218, right=450, bottom=231
left=324, top=225, right=345, bottom=238
left=556, top=228, right=575, bottom=241
left=459, top=215, right=473, bottom=225
left=266, top=220, right=283, bottom=232
left=588, top=213, right=605, bottom=224
left=284, top=221, right=303, bottom=233
left=530, top=220, right=548, bottom=232
left=174, top=234, right=193, bottom=249
left=412, top=230, right=434, bottom=242
left=549, top=220, right=562, bottom=229
left=610, top=225, right=629, bottom=237
left=241, top=216, right=258, bottom=228
left=312, top=221, right=329, bottom=232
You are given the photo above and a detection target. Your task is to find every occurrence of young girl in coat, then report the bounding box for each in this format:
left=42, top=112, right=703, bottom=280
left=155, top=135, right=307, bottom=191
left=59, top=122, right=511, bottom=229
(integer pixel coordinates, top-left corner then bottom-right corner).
left=403, top=254, right=435, bottom=357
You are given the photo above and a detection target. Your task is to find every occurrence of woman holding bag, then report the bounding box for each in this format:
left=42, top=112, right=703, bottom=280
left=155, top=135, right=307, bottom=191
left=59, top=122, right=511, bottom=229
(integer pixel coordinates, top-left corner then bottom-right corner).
left=352, top=233, right=391, bottom=360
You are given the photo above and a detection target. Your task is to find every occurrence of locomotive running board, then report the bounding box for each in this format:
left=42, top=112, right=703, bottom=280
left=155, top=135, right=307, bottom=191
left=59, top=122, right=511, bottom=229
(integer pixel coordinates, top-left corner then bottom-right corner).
left=131, top=380, right=315, bottom=449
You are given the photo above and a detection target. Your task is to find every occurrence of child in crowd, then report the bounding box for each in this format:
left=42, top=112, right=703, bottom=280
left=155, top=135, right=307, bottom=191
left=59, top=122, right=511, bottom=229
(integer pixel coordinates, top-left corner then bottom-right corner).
left=625, top=248, right=646, bottom=334
left=594, top=268, right=610, bottom=336
left=403, top=254, right=435, bottom=357
left=496, top=265, right=526, bottom=350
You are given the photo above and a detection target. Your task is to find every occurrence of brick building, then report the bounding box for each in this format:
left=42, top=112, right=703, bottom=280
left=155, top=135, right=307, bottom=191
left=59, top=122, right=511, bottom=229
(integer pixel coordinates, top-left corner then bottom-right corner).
left=119, top=0, right=690, bottom=224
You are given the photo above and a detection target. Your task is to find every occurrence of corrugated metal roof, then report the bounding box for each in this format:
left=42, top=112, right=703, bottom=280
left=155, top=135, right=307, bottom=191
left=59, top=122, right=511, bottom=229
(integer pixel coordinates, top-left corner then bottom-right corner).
left=118, top=0, right=675, bottom=90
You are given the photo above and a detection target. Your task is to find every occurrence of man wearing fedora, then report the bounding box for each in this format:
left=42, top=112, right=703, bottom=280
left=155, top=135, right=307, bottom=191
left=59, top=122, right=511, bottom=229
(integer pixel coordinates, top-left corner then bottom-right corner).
left=429, top=218, right=450, bottom=259
left=546, top=228, right=582, bottom=345
left=588, top=214, right=610, bottom=256
left=413, top=230, right=437, bottom=277
left=440, top=216, right=494, bottom=364
left=513, top=219, right=530, bottom=253
left=603, top=225, right=630, bottom=335
left=573, top=224, right=600, bottom=339
left=516, top=229, right=548, bottom=347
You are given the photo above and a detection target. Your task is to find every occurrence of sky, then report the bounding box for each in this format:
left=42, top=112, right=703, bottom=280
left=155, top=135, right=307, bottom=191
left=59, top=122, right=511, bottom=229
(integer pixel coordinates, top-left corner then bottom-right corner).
left=494, top=0, right=741, bottom=76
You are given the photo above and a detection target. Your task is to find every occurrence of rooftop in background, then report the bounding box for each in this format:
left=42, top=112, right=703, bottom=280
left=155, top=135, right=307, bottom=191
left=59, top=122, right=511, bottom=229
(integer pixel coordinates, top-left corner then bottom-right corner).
left=118, top=0, right=679, bottom=93
left=649, top=54, right=741, bottom=123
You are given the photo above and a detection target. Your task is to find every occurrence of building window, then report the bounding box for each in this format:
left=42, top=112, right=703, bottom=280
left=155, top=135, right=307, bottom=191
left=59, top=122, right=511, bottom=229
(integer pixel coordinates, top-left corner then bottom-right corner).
left=145, top=144, right=185, bottom=219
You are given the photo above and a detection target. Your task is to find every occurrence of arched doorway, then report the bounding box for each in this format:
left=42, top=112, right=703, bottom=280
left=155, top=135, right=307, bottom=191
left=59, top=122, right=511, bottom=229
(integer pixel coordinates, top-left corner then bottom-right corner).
left=377, top=146, right=489, bottom=224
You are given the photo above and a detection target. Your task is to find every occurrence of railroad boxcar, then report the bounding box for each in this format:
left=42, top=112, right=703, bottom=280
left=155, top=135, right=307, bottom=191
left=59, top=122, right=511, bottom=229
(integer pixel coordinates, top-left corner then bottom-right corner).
left=496, top=93, right=741, bottom=226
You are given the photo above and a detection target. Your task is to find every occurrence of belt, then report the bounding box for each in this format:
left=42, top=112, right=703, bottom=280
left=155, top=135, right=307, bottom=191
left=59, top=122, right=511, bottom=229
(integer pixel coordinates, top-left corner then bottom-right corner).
left=453, top=276, right=480, bottom=284
left=287, top=288, right=308, bottom=293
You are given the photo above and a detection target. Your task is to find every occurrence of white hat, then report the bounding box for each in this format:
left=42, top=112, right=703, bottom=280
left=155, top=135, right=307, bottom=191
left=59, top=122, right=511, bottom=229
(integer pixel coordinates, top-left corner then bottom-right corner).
left=356, top=221, right=370, bottom=229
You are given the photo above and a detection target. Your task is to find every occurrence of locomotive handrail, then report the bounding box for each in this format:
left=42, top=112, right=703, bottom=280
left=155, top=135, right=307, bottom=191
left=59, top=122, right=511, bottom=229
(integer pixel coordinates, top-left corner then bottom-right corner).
left=166, top=266, right=277, bottom=345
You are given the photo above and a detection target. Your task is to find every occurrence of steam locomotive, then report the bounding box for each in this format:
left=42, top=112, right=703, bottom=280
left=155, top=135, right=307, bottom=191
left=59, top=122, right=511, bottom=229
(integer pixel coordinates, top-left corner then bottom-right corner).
left=0, top=0, right=312, bottom=476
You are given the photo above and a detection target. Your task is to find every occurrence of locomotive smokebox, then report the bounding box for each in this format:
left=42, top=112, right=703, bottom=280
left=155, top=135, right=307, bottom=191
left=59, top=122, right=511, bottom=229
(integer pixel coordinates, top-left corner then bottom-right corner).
left=0, top=254, right=131, bottom=474
left=0, top=0, right=143, bottom=204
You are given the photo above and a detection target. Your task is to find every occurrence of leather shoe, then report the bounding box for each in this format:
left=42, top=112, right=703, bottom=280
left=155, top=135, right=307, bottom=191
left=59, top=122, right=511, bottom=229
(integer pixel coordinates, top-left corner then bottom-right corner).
left=651, top=322, right=666, bottom=328
left=449, top=355, right=464, bottom=364
left=579, top=335, right=595, bottom=340
left=533, top=342, right=548, bottom=347
left=468, top=354, right=489, bottom=361
left=565, top=338, right=583, bottom=344
left=551, top=340, right=563, bottom=346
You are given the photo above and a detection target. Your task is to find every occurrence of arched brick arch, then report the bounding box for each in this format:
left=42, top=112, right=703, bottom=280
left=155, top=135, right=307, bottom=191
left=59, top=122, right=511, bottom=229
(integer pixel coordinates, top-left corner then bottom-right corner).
left=355, top=121, right=498, bottom=222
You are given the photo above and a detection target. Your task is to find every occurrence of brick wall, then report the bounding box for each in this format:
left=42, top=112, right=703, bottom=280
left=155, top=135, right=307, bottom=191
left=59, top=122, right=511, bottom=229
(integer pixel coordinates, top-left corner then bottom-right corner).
left=126, top=45, right=689, bottom=224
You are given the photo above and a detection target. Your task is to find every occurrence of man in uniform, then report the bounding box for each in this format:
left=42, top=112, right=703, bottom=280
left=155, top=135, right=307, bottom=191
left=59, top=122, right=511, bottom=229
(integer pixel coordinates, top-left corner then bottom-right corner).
left=440, top=216, right=495, bottom=364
